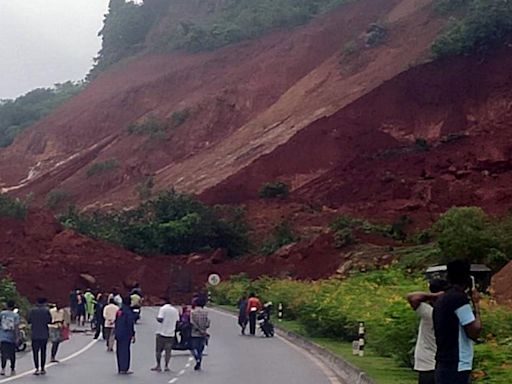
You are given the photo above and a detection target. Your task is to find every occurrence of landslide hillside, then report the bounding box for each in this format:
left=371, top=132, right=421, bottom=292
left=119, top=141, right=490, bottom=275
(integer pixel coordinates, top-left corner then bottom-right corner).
left=0, top=0, right=448, bottom=215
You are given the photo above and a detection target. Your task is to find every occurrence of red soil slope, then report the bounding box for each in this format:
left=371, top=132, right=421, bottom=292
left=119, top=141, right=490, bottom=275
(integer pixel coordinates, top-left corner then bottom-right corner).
left=203, top=49, right=512, bottom=224
left=0, top=0, right=442, bottom=212
left=0, top=209, right=345, bottom=302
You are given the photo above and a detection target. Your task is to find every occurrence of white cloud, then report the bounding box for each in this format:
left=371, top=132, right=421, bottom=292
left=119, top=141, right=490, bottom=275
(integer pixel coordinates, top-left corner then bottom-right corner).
left=0, top=0, right=110, bottom=99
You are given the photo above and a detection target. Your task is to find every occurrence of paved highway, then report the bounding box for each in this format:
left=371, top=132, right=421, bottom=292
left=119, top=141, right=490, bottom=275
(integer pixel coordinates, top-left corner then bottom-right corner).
left=0, top=308, right=339, bottom=384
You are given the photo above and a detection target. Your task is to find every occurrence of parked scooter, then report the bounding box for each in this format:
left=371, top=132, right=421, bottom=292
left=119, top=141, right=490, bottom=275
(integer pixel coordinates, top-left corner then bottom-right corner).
left=13, top=309, right=27, bottom=352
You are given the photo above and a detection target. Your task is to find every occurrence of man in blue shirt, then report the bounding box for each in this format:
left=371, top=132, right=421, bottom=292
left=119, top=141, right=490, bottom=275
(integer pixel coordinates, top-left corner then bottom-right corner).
left=433, top=260, right=482, bottom=384
left=0, top=300, right=20, bottom=376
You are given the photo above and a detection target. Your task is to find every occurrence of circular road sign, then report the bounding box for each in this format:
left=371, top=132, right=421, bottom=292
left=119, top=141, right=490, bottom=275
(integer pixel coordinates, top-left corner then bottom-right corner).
left=208, top=273, right=221, bottom=286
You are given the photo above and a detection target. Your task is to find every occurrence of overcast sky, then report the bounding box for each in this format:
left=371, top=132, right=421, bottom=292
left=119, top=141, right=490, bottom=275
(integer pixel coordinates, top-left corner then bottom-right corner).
left=0, top=0, right=110, bottom=99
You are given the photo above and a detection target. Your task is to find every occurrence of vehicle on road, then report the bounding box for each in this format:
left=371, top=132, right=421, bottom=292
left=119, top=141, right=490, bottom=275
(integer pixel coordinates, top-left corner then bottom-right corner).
left=258, top=302, right=274, bottom=337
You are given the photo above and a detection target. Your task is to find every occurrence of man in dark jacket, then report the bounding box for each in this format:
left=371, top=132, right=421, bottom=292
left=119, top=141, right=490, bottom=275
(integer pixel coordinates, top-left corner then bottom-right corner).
left=115, top=296, right=136, bottom=374
left=27, top=298, right=52, bottom=376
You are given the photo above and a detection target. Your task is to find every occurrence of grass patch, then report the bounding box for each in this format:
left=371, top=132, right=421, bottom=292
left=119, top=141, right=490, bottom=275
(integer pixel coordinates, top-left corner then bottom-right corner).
left=0, top=194, right=27, bottom=219
left=86, top=159, right=119, bottom=178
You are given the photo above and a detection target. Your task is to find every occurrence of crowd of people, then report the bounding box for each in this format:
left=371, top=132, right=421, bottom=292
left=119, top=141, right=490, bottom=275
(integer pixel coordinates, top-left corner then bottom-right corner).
left=0, top=284, right=211, bottom=377
left=407, top=260, right=482, bottom=384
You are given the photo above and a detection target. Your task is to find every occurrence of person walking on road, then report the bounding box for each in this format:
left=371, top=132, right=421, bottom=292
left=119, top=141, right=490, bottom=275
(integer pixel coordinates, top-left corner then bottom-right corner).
left=69, top=290, right=78, bottom=324
left=246, top=292, right=262, bottom=336
left=84, top=289, right=95, bottom=323
left=49, top=302, right=69, bottom=363
left=0, top=300, right=20, bottom=376
left=103, top=298, right=118, bottom=352
left=190, top=297, right=210, bottom=371
left=115, top=297, right=136, bottom=374
left=433, top=260, right=482, bottom=384
left=407, top=280, right=449, bottom=384
left=237, top=294, right=248, bottom=335
left=151, top=298, right=179, bottom=372
left=27, top=298, right=52, bottom=376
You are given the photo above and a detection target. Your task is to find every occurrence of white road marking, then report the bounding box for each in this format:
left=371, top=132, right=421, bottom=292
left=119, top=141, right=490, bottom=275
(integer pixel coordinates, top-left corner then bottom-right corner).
left=168, top=378, right=178, bottom=384
left=0, top=339, right=98, bottom=383
left=210, top=308, right=342, bottom=384
left=185, top=363, right=191, bottom=368
left=178, top=369, right=186, bottom=376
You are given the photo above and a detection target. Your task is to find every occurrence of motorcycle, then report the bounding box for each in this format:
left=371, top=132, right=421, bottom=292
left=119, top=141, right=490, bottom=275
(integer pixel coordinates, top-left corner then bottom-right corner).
left=258, top=302, right=274, bottom=338
left=13, top=308, right=27, bottom=352
left=131, top=306, right=141, bottom=323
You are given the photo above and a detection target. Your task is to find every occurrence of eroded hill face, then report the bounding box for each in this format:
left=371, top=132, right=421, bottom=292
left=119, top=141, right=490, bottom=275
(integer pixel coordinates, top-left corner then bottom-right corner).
left=0, top=0, right=439, bottom=208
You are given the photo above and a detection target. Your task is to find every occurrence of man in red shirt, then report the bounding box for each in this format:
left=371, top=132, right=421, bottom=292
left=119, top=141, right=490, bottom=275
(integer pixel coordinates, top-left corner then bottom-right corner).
left=246, top=293, right=262, bottom=336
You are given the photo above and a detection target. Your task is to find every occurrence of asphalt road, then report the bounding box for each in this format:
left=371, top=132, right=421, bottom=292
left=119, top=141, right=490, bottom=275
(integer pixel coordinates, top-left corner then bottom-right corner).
left=0, top=308, right=337, bottom=384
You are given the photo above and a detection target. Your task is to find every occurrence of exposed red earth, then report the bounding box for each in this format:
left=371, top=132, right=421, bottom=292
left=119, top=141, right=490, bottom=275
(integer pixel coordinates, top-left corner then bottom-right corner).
left=1, top=0, right=512, bottom=302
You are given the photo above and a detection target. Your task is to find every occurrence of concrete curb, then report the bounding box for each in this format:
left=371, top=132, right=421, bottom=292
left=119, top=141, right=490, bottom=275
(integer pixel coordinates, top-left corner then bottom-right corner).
left=275, top=327, right=375, bottom=384
left=212, top=306, right=375, bottom=384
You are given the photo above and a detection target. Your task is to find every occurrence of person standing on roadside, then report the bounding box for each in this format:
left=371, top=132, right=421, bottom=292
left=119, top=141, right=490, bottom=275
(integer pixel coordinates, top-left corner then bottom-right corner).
left=190, top=297, right=210, bottom=371
left=27, top=298, right=52, bottom=376
left=76, top=290, right=86, bottom=327
left=115, top=297, right=136, bottom=375
left=69, top=290, right=78, bottom=324
left=93, top=294, right=106, bottom=340
left=433, top=260, right=482, bottom=384
left=407, top=279, right=450, bottom=384
left=49, top=302, right=69, bottom=363
left=237, top=294, right=248, bottom=335
left=246, top=292, right=262, bottom=336
left=0, top=300, right=20, bottom=376
left=151, top=297, right=179, bottom=373
left=103, top=298, right=118, bottom=352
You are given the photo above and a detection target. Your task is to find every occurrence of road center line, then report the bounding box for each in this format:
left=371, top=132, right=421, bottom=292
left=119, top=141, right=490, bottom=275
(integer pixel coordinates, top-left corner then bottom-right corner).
left=168, top=378, right=178, bottom=384
left=0, top=339, right=98, bottom=383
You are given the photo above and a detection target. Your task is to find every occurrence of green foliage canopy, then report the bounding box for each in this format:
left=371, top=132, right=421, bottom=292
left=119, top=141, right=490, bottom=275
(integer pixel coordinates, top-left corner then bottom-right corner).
left=60, top=190, right=249, bottom=257
left=432, top=0, right=512, bottom=58
left=0, top=194, right=27, bottom=219
left=0, top=82, right=83, bottom=148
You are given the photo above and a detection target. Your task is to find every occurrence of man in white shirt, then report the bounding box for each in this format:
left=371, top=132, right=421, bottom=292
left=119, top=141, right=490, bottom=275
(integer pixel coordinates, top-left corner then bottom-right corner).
left=407, top=279, right=449, bottom=384
left=150, top=298, right=179, bottom=372
left=103, top=299, right=119, bottom=352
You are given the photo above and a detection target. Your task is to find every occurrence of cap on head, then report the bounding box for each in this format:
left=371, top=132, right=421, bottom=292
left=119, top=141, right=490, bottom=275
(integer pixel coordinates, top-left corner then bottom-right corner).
left=36, top=297, right=47, bottom=305
left=6, top=300, right=15, bottom=310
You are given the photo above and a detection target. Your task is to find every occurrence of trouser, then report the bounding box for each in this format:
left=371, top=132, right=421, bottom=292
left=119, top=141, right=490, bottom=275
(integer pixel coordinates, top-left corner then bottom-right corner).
left=94, top=320, right=104, bottom=339
left=116, top=338, right=131, bottom=373
left=249, top=312, right=257, bottom=335
left=190, top=337, right=206, bottom=365
left=435, top=367, right=471, bottom=384
left=0, top=342, right=15, bottom=370
left=32, top=339, right=48, bottom=370
left=104, top=327, right=115, bottom=350
left=418, top=370, right=435, bottom=384
left=238, top=316, right=247, bottom=334
left=155, top=335, right=174, bottom=367
left=51, top=342, right=60, bottom=359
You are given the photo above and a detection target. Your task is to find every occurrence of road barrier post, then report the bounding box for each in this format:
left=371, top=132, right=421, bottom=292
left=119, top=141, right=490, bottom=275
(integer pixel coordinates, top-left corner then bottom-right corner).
left=358, top=321, right=365, bottom=357
left=278, top=303, right=283, bottom=322
left=352, top=340, right=359, bottom=355
left=208, top=290, right=212, bottom=303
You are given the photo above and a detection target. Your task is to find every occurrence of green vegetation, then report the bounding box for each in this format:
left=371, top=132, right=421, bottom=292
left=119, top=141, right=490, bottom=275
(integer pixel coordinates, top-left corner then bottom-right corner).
left=127, top=114, right=165, bottom=136
left=432, top=0, right=512, bottom=58
left=330, top=214, right=411, bottom=245
left=432, top=207, right=511, bottom=269
left=0, top=271, right=29, bottom=314
left=213, top=268, right=512, bottom=383
left=258, top=181, right=290, bottom=199
left=136, top=176, right=155, bottom=200
left=86, top=159, right=119, bottom=178
left=171, top=108, right=191, bottom=128
left=159, top=0, right=352, bottom=52
left=260, top=220, right=298, bottom=255
left=0, top=82, right=83, bottom=147
left=90, top=0, right=167, bottom=77
left=0, top=194, right=27, bottom=219
left=45, top=189, right=71, bottom=211
left=60, top=190, right=249, bottom=257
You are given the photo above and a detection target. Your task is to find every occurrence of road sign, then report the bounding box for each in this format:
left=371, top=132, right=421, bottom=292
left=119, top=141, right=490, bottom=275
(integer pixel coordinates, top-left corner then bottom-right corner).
left=208, top=273, right=221, bottom=286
